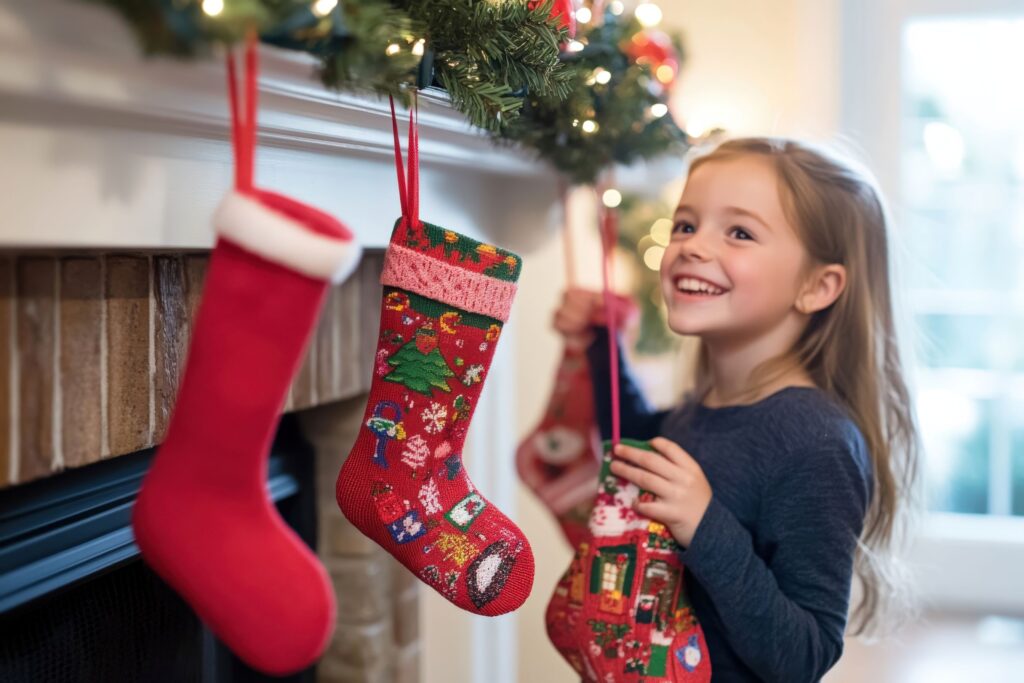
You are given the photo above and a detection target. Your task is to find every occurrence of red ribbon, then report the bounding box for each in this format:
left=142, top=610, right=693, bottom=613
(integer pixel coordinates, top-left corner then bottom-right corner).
left=389, top=92, right=421, bottom=229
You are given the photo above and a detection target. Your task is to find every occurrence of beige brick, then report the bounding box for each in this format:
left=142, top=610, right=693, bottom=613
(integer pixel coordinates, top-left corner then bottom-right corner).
left=316, top=283, right=341, bottom=403
left=291, top=334, right=317, bottom=411
left=394, top=644, right=421, bottom=683
left=16, top=257, right=56, bottom=482
left=322, top=507, right=378, bottom=557
left=325, top=618, right=392, bottom=670
left=105, top=255, right=151, bottom=456
left=153, top=255, right=190, bottom=442
left=336, top=272, right=364, bottom=399
left=59, top=257, right=102, bottom=469
left=328, top=555, right=393, bottom=623
left=317, top=656, right=392, bottom=683
left=0, top=257, right=12, bottom=486
left=183, top=253, right=208, bottom=327
left=393, top=582, right=420, bottom=647
left=358, top=252, right=384, bottom=393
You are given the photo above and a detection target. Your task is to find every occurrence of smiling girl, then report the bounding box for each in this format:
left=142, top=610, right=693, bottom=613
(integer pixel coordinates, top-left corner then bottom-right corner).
left=550, top=138, right=922, bottom=682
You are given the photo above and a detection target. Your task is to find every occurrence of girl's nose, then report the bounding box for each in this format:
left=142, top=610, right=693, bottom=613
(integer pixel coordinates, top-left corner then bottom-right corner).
left=680, top=232, right=712, bottom=262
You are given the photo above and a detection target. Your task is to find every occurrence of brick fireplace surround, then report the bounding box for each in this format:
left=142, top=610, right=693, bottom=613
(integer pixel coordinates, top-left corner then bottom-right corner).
left=0, top=251, right=418, bottom=682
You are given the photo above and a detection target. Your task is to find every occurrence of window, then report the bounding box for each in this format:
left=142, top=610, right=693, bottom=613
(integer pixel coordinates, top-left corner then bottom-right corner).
left=842, top=0, right=1024, bottom=612
left=901, top=17, right=1024, bottom=517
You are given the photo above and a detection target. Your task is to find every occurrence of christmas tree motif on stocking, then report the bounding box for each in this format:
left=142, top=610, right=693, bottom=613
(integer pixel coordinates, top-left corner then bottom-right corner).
left=336, top=219, right=534, bottom=615
left=545, top=440, right=711, bottom=682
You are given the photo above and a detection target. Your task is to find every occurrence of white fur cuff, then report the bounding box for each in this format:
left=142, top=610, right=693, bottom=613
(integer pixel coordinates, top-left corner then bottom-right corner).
left=213, top=192, right=362, bottom=283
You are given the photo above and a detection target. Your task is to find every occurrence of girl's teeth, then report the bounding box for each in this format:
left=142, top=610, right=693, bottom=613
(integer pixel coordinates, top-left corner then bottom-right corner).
left=676, top=277, right=724, bottom=295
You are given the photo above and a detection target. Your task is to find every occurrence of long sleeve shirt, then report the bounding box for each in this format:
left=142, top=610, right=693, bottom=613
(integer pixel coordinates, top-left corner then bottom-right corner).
left=586, top=330, right=873, bottom=683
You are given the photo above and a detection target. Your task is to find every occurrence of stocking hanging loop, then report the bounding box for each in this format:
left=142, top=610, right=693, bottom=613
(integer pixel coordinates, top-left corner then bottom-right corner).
left=388, top=92, right=421, bottom=230
left=225, top=31, right=259, bottom=194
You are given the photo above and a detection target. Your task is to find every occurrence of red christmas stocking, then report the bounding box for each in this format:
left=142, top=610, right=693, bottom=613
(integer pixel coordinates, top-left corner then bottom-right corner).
left=336, top=217, right=534, bottom=615
left=335, top=96, right=532, bottom=615
left=515, top=341, right=601, bottom=549
left=515, top=293, right=638, bottom=548
left=131, top=40, right=360, bottom=676
left=545, top=440, right=711, bottom=682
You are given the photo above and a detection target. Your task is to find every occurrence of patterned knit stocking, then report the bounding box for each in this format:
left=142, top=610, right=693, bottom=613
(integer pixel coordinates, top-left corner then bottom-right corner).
left=336, top=219, right=534, bottom=615
left=545, top=439, right=711, bottom=681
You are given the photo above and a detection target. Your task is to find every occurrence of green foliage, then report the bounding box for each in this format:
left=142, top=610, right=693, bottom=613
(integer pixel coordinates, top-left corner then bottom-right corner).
left=501, top=11, right=688, bottom=185
left=397, top=0, right=573, bottom=131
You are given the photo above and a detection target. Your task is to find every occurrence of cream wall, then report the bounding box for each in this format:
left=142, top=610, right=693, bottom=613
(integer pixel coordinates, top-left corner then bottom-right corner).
left=513, top=2, right=843, bottom=681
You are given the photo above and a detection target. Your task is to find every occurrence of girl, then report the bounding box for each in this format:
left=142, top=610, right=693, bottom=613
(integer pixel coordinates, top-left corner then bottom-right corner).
left=551, top=138, right=922, bottom=682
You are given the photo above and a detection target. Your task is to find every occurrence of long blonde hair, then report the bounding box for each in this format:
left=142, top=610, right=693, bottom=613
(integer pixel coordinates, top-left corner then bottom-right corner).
left=683, top=137, right=923, bottom=636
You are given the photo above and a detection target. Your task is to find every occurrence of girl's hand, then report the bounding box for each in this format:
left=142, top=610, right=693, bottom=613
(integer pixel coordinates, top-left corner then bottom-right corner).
left=609, top=437, right=712, bottom=547
left=552, top=288, right=641, bottom=348
left=552, top=288, right=604, bottom=348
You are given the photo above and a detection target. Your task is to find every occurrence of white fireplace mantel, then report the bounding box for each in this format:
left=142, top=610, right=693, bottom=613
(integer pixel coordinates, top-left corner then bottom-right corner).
left=0, top=0, right=559, bottom=251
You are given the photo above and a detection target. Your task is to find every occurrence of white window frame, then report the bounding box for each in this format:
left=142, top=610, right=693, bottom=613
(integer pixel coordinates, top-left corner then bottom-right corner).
left=840, top=0, right=1024, bottom=614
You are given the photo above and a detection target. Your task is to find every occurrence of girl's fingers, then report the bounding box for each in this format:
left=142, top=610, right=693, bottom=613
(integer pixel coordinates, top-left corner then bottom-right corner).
left=649, top=436, right=697, bottom=469
left=609, top=459, right=674, bottom=499
left=633, top=500, right=680, bottom=527
left=613, top=442, right=679, bottom=482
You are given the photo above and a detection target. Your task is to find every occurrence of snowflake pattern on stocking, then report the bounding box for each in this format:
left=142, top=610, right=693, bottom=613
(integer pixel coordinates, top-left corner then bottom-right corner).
left=421, top=402, right=448, bottom=434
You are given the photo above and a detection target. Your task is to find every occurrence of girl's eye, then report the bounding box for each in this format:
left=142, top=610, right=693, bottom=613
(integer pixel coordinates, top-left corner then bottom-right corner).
left=730, top=226, right=753, bottom=241
left=672, top=221, right=695, bottom=235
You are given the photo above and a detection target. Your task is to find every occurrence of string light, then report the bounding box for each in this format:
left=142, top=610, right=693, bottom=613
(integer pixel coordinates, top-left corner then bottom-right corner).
left=643, top=245, right=665, bottom=270
left=567, top=40, right=585, bottom=53
left=412, top=38, right=426, bottom=56
left=575, top=7, right=592, bottom=24
left=609, top=1, right=625, bottom=16
left=312, top=0, right=338, bottom=17
left=593, top=67, right=611, bottom=85
left=201, top=0, right=223, bottom=17
left=602, top=188, right=622, bottom=207
left=655, top=64, right=675, bottom=84
left=385, top=43, right=401, bottom=56
left=581, top=119, right=599, bottom=134
left=634, top=1, right=662, bottom=27
left=649, top=218, right=672, bottom=245
left=650, top=103, right=669, bottom=118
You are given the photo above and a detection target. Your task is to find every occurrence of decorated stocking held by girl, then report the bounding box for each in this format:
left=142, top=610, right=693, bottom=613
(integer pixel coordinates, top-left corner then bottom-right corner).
left=335, top=98, right=534, bottom=616
left=515, top=293, right=636, bottom=549
left=132, top=38, right=360, bottom=676
left=545, top=440, right=711, bottom=682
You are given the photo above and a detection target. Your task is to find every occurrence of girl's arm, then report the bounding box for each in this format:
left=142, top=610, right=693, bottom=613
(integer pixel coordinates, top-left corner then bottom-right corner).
left=586, top=326, right=671, bottom=441
left=679, top=441, right=871, bottom=683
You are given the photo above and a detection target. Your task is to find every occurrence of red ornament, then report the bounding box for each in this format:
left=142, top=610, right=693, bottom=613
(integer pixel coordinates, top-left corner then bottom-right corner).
left=528, top=0, right=577, bottom=39
left=623, top=29, right=679, bottom=88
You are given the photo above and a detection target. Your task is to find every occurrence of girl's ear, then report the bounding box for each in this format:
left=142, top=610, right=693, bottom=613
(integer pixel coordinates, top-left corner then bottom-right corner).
left=796, top=263, right=846, bottom=314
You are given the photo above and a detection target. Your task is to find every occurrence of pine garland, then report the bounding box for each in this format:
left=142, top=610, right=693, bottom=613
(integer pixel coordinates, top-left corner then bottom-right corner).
left=502, top=9, right=688, bottom=185
left=82, top=0, right=688, bottom=185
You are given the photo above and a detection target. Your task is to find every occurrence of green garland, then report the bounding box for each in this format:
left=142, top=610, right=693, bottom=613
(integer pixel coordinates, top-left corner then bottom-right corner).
left=85, top=0, right=687, bottom=185
left=504, top=8, right=688, bottom=185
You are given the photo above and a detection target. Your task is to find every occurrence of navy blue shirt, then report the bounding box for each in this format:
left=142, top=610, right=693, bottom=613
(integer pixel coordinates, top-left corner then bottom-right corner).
left=587, top=331, right=873, bottom=683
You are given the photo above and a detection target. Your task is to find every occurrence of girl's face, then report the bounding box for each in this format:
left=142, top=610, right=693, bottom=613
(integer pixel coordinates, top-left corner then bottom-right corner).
left=660, top=155, right=811, bottom=344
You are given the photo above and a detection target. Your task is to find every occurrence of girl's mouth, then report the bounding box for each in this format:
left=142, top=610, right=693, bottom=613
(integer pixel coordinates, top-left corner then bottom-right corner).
left=672, top=276, right=729, bottom=299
